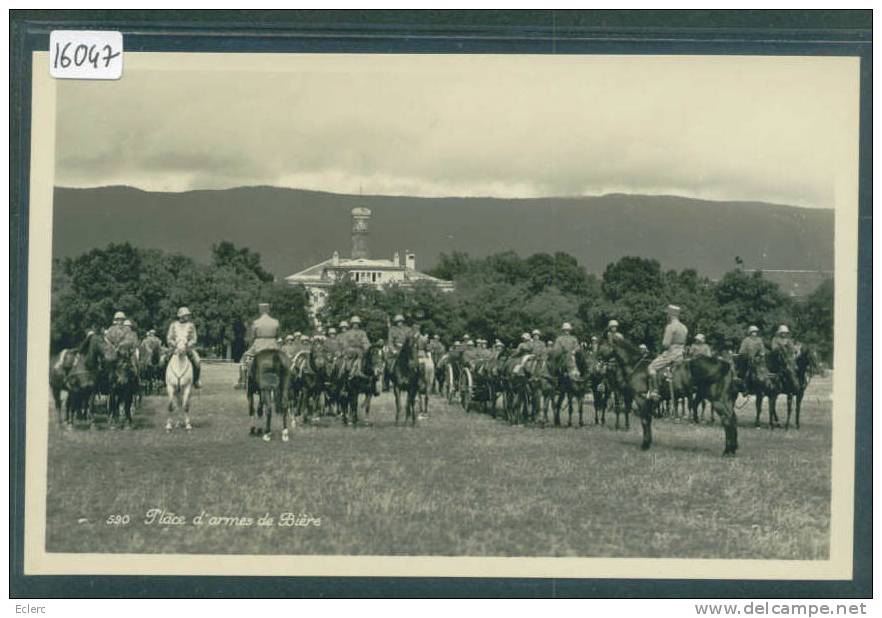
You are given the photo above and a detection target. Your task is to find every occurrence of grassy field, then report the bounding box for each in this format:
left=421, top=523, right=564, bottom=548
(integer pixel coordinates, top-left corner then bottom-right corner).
left=45, top=364, right=831, bottom=559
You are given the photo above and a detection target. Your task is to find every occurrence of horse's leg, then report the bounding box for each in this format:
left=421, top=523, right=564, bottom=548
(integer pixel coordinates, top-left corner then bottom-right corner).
left=182, top=382, right=193, bottom=428
left=638, top=399, right=652, bottom=451
left=754, top=392, right=763, bottom=427
left=166, top=384, right=176, bottom=431
left=768, top=394, right=777, bottom=430
left=716, top=399, right=738, bottom=456
left=393, top=384, right=401, bottom=425
left=263, top=389, right=273, bottom=440
left=795, top=390, right=803, bottom=430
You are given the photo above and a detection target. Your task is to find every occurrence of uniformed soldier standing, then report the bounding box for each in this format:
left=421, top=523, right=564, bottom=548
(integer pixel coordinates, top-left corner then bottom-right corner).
left=167, top=306, right=201, bottom=387
left=689, top=334, right=713, bottom=358
left=647, top=305, right=688, bottom=399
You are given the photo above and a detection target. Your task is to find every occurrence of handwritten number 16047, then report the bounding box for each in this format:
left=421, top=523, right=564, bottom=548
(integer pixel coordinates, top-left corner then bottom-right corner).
left=53, top=42, right=120, bottom=69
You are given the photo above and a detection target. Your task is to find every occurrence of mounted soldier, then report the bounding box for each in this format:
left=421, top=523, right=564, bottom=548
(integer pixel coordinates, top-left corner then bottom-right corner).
left=606, top=319, right=624, bottom=344
left=530, top=329, right=547, bottom=357
left=241, top=302, right=280, bottom=383
left=770, top=324, right=797, bottom=356
left=511, top=332, right=533, bottom=375
left=689, top=333, right=713, bottom=358
left=427, top=333, right=446, bottom=362
left=167, top=306, right=201, bottom=388
left=339, top=315, right=371, bottom=379
left=590, top=335, right=600, bottom=354
left=737, top=325, right=767, bottom=383
left=105, top=311, right=130, bottom=349
left=552, top=322, right=581, bottom=379
left=647, top=304, right=688, bottom=400
left=281, top=334, right=299, bottom=362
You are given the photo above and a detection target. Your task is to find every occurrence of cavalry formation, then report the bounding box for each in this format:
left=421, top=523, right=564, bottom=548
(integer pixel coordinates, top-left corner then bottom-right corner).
left=50, top=302, right=821, bottom=456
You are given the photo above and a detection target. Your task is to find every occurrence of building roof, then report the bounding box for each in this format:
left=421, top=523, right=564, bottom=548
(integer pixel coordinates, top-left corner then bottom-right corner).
left=286, top=255, right=453, bottom=288
left=746, top=269, right=833, bottom=298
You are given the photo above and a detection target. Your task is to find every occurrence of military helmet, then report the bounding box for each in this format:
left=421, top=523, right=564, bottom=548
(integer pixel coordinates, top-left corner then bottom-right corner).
left=748, top=325, right=759, bottom=334
left=350, top=316, right=361, bottom=325
left=147, top=329, right=155, bottom=335
left=339, top=320, right=349, bottom=329
left=285, top=335, right=295, bottom=341
left=294, top=331, right=301, bottom=337
left=695, top=334, right=705, bottom=342
left=608, top=319, right=619, bottom=328
left=123, top=319, right=133, bottom=327
left=393, top=314, right=405, bottom=323
left=777, top=324, right=790, bottom=335
left=531, top=329, right=541, bottom=336
left=432, top=334, right=439, bottom=339
left=521, top=332, right=531, bottom=341
left=591, top=336, right=599, bottom=342
left=177, top=307, right=191, bottom=318
left=453, top=340, right=461, bottom=346
left=562, top=322, right=572, bottom=331
left=639, top=343, right=648, bottom=351
left=113, top=311, right=126, bottom=320
left=328, top=327, right=337, bottom=335
left=495, top=340, right=504, bottom=348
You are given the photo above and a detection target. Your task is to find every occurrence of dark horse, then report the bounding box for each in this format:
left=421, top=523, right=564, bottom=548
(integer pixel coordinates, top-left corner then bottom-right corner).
left=137, top=338, right=164, bottom=396
left=247, top=348, right=292, bottom=442
left=768, top=345, right=817, bottom=430
left=390, top=333, right=426, bottom=426
left=547, top=347, right=591, bottom=427
left=736, top=353, right=778, bottom=429
left=339, top=343, right=384, bottom=426
left=787, top=346, right=820, bottom=429
left=607, top=337, right=739, bottom=455
left=108, top=346, right=139, bottom=429
left=55, top=332, right=106, bottom=429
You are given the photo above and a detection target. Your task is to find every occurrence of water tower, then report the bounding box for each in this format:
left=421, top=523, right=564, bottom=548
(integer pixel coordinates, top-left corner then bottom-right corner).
left=350, top=207, right=371, bottom=259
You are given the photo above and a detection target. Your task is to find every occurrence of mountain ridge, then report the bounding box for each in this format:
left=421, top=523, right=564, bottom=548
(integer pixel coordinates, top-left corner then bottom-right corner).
left=51, top=185, right=834, bottom=280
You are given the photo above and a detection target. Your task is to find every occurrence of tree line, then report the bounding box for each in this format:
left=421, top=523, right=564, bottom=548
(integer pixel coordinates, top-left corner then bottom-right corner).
left=50, top=243, right=834, bottom=363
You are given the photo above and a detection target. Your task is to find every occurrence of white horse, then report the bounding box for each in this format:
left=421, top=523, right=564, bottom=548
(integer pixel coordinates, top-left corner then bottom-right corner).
left=165, top=340, right=193, bottom=432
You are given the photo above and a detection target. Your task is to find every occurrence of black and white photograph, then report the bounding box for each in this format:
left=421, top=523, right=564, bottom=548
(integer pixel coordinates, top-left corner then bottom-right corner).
left=20, top=48, right=861, bottom=580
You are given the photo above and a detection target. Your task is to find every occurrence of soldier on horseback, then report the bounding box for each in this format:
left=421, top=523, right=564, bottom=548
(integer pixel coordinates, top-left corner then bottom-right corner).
left=552, top=322, right=581, bottom=379
left=606, top=319, right=624, bottom=344
left=511, top=332, right=533, bottom=375
left=339, top=315, right=371, bottom=379
left=428, top=333, right=445, bottom=361
left=530, top=329, right=547, bottom=357
left=241, top=302, right=280, bottom=380
left=167, top=306, right=201, bottom=388
left=647, top=304, right=688, bottom=400
left=689, top=333, right=713, bottom=358
left=771, top=324, right=797, bottom=356
left=737, top=325, right=767, bottom=385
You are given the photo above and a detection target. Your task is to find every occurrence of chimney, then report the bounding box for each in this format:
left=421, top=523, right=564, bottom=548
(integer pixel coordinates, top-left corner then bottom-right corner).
left=393, top=251, right=400, bottom=267
left=350, top=207, right=371, bottom=259
left=405, top=251, right=416, bottom=270
left=332, top=250, right=339, bottom=266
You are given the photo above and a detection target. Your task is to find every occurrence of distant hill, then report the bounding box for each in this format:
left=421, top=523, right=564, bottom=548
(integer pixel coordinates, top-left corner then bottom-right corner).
left=51, top=186, right=833, bottom=280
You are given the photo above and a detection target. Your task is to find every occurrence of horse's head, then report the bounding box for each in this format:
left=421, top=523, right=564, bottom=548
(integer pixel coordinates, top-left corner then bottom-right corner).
left=365, top=344, right=384, bottom=377
left=173, top=340, right=188, bottom=357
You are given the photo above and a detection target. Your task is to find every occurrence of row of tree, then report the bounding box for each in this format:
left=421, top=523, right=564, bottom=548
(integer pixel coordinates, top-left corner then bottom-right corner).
left=50, top=243, right=834, bottom=363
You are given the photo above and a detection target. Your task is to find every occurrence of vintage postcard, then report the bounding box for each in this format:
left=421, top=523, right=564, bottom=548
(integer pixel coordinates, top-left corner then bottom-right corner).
left=23, top=51, right=860, bottom=579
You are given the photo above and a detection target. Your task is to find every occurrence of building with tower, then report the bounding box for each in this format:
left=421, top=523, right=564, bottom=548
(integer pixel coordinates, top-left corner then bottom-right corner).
left=285, top=207, right=454, bottom=324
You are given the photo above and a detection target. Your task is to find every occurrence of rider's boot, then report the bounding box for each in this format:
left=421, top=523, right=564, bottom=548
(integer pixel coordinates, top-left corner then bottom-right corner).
left=192, top=361, right=201, bottom=389
left=647, top=373, right=661, bottom=401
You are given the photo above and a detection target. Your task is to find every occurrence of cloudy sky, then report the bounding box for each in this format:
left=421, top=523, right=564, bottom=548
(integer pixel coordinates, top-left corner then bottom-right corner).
left=54, top=53, right=858, bottom=208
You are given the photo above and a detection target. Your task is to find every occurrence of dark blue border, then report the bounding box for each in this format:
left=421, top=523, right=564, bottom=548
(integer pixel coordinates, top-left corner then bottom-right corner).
left=9, top=10, right=872, bottom=599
